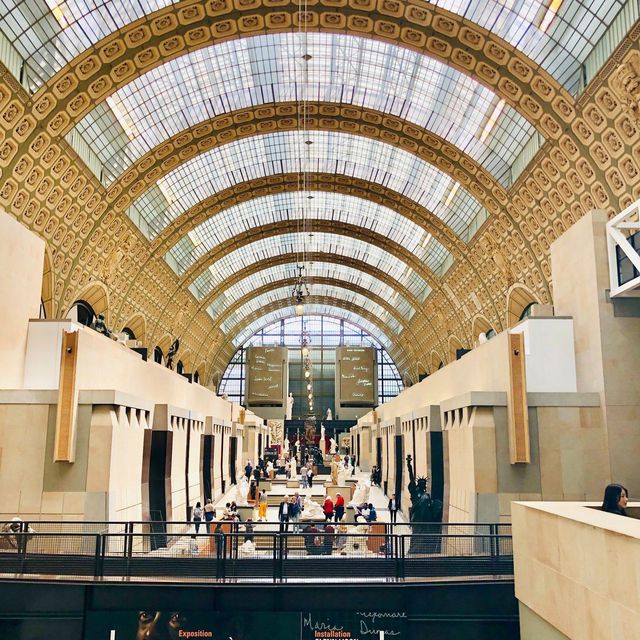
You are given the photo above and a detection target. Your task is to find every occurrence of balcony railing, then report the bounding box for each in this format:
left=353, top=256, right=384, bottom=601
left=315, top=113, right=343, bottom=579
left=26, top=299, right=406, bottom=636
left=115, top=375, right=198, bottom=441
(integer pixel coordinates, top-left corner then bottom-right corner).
left=0, top=520, right=512, bottom=583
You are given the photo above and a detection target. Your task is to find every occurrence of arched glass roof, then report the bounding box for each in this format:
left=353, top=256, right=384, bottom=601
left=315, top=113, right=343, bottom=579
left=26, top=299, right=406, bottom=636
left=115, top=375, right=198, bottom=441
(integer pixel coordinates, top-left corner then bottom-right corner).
left=189, top=232, right=431, bottom=303
left=219, top=285, right=403, bottom=337
left=233, top=306, right=393, bottom=348
left=168, top=191, right=451, bottom=278
left=0, top=0, right=626, bottom=95
left=207, top=262, right=416, bottom=322
left=74, top=32, right=534, bottom=185
left=135, top=130, right=487, bottom=241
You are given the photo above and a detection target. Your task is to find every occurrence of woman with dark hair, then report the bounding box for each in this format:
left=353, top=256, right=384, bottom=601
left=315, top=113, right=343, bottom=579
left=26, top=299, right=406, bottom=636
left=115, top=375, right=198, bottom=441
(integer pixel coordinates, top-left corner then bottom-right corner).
left=601, top=483, right=629, bottom=515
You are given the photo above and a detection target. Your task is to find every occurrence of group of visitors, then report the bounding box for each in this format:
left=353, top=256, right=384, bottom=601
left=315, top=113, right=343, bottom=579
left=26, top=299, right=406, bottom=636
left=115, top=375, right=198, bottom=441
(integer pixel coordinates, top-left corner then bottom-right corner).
left=321, top=493, right=345, bottom=521
left=278, top=493, right=303, bottom=531
left=300, top=463, right=315, bottom=488
left=370, top=466, right=382, bottom=487
left=355, top=502, right=378, bottom=522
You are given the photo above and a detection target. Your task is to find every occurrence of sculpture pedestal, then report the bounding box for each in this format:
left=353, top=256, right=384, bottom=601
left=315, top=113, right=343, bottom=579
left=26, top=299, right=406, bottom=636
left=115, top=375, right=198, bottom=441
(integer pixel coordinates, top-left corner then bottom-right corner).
left=325, top=485, right=349, bottom=500
left=236, top=505, right=254, bottom=522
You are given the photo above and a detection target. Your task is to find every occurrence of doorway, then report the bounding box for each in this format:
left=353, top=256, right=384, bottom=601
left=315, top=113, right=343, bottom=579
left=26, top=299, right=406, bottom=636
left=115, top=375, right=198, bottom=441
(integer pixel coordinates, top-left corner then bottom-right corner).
left=394, top=435, right=403, bottom=509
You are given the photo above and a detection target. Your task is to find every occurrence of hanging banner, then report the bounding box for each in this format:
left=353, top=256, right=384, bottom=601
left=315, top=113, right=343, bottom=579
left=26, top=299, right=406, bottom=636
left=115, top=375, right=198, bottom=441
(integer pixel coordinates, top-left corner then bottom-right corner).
left=84, top=610, right=406, bottom=639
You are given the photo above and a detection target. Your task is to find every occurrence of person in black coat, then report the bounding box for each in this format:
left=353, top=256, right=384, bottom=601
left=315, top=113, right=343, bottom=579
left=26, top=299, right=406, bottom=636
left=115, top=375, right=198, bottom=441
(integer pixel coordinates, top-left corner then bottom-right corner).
left=278, top=496, right=291, bottom=532
left=388, top=493, right=398, bottom=524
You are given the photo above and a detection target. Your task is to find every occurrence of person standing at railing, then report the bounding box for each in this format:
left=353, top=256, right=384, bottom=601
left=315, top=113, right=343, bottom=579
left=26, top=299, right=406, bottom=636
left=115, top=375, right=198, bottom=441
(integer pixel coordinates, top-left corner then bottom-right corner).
left=192, top=501, right=203, bottom=534
left=204, top=499, right=215, bottom=533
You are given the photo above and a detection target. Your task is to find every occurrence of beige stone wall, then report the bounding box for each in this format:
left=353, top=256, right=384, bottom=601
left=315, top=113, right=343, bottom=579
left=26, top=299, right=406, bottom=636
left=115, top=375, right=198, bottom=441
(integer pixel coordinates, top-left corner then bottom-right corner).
left=513, top=501, right=640, bottom=640
left=551, top=210, right=640, bottom=493
left=0, top=210, right=44, bottom=388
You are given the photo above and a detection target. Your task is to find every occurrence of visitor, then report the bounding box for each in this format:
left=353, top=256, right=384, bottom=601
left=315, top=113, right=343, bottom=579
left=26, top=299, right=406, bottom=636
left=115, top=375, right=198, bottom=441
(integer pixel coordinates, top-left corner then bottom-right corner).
left=370, top=466, right=378, bottom=485
left=300, top=465, right=308, bottom=488
left=388, top=494, right=398, bottom=524
left=253, top=466, right=261, bottom=485
left=350, top=454, right=356, bottom=474
left=229, top=502, right=239, bottom=521
left=367, top=503, right=377, bottom=522
left=278, top=496, right=291, bottom=532
left=323, top=523, right=335, bottom=555
left=244, top=460, right=252, bottom=479
left=308, top=467, right=314, bottom=488
left=323, top=496, right=334, bottom=521
left=334, top=493, right=345, bottom=522
left=290, top=492, right=302, bottom=532
left=249, top=479, right=257, bottom=502
left=244, top=519, right=255, bottom=543
left=214, top=522, right=225, bottom=558
left=601, top=483, right=629, bottom=516
left=192, top=501, right=203, bottom=533
left=258, top=489, right=268, bottom=522
left=204, top=498, right=215, bottom=533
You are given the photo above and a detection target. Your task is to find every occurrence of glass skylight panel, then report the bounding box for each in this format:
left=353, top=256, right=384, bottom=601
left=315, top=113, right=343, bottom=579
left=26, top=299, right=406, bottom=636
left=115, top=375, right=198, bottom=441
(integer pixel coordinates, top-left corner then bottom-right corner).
left=219, top=285, right=402, bottom=337
left=234, top=306, right=392, bottom=348
left=188, top=231, right=430, bottom=303
left=167, top=190, right=452, bottom=277
left=207, top=261, right=415, bottom=321
left=142, top=130, right=486, bottom=242
left=72, top=32, right=533, bottom=186
left=1, top=2, right=623, bottom=99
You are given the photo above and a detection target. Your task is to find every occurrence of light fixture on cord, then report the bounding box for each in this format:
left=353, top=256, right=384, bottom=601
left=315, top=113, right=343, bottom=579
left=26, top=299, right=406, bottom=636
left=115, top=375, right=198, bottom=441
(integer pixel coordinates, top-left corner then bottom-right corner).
left=293, top=263, right=309, bottom=316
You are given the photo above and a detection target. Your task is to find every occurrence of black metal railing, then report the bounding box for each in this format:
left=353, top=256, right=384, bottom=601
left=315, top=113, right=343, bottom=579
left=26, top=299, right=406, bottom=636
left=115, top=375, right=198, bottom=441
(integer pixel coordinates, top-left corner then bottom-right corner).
left=0, top=520, right=512, bottom=583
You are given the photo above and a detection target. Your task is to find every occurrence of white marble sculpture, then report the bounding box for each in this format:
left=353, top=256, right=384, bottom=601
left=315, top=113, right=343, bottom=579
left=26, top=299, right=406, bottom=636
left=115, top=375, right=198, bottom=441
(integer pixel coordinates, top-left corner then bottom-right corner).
left=239, top=539, right=256, bottom=556
left=320, top=423, right=326, bottom=453
left=286, top=392, right=294, bottom=420
left=337, top=464, right=347, bottom=486
left=349, top=480, right=371, bottom=507
left=326, top=408, right=333, bottom=421
left=284, top=437, right=290, bottom=455
left=329, top=437, right=337, bottom=454
left=236, top=476, right=250, bottom=506
left=266, top=460, right=274, bottom=478
left=300, top=495, right=325, bottom=521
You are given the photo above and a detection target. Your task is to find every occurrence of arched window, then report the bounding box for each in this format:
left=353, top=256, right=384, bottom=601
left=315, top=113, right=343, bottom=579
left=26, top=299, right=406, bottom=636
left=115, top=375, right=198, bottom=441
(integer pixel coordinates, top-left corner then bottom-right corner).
left=153, top=346, right=163, bottom=364
left=121, top=327, right=136, bottom=340
left=68, top=300, right=96, bottom=327
left=176, top=360, right=184, bottom=375
left=193, top=370, right=200, bottom=384
left=519, top=303, right=535, bottom=321
left=486, top=328, right=497, bottom=340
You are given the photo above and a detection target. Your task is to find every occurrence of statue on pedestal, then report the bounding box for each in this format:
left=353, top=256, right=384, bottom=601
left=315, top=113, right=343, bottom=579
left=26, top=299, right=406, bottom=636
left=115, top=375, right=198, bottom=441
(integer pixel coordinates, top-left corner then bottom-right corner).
left=349, top=480, right=371, bottom=507
left=326, top=408, right=333, bottom=421
left=300, top=496, right=324, bottom=521
left=286, top=392, right=294, bottom=420
left=236, top=476, right=250, bottom=506
left=329, top=437, right=337, bottom=454
left=406, top=454, right=443, bottom=553
left=330, top=455, right=340, bottom=485
left=320, top=423, right=326, bottom=453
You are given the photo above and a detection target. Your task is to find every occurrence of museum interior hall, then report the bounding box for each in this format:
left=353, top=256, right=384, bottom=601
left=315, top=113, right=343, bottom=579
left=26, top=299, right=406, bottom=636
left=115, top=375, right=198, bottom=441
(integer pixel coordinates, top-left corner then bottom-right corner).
left=1, top=1, right=640, bottom=638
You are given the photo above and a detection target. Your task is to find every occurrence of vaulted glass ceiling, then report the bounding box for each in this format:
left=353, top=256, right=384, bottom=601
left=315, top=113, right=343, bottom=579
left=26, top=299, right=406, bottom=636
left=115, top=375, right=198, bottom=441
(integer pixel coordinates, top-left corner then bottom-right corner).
left=219, top=285, right=403, bottom=337
left=73, top=32, right=534, bottom=186
left=234, top=306, right=393, bottom=348
left=136, top=130, right=488, bottom=242
left=168, top=191, right=451, bottom=278
left=1, top=0, right=625, bottom=95
left=207, top=262, right=416, bottom=322
left=189, top=232, right=431, bottom=304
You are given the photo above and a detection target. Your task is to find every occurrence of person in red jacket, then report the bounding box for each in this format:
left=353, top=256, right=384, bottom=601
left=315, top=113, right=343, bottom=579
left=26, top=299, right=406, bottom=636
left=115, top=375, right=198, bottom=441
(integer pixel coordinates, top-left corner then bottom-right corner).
left=334, top=493, right=345, bottom=522
left=323, top=496, right=334, bottom=521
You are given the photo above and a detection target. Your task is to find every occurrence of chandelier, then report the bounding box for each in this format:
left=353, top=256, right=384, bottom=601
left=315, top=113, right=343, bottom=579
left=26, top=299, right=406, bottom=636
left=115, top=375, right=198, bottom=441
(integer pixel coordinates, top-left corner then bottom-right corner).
left=293, top=264, right=309, bottom=316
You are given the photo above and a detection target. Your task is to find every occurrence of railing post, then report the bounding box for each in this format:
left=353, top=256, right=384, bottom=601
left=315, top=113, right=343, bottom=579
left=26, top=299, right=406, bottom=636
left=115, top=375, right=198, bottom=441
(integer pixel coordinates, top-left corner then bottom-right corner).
left=94, top=534, right=104, bottom=578
left=272, top=533, right=279, bottom=583
left=18, top=532, right=27, bottom=574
